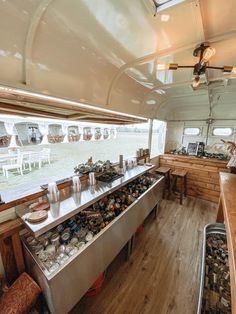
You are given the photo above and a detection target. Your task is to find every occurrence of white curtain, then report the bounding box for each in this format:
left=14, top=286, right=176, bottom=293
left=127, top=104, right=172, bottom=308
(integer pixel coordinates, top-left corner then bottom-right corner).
left=100, top=128, right=104, bottom=140
left=104, top=128, right=111, bottom=140
left=110, top=128, right=117, bottom=139
left=113, top=128, right=117, bottom=139
left=90, top=127, right=95, bottom=141
left=62, top=125, right=69, bottom=143
left=39, top=124, right=49, bottom=145
left=107, top=128, right=111, bottom=139
left=4, top=122, right=18, bottom=148
left=79, top=127, right=84, bottom=141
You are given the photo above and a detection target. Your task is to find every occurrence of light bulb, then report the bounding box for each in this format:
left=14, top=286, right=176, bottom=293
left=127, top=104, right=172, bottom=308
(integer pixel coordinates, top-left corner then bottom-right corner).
left=157, top=63, right=169, bottom=70
left=232, top=67, right=236, bottom=74
left=201, top=47, right=216, bottom=63
left=156, top=63, right=178, bottom=70
left=192, top=76, right=200, bottom=88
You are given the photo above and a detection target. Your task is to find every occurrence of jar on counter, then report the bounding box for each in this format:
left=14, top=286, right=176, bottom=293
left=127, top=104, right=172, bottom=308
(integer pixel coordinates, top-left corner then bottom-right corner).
left=85, top=232, right=93, bottom=242
left=56, top=224, right=64, bottom=233
left=61, top=228, right=71, bottom=245
left=45, top=244, right=56, bottom=258
left=50, top=233, right=60, bottom=247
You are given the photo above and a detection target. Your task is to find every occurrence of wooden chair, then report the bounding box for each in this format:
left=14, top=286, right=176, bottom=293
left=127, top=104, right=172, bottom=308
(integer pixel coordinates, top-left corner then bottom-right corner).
left=155, top=166, right=171, bottom=199
left=171, top=169, right=187, bottom=205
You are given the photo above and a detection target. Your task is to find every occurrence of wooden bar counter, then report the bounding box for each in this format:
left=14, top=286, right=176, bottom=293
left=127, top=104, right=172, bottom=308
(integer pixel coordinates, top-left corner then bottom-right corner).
left=159, top=154, right=229, bottom=203
left=217, top=172, right=236, bottom=313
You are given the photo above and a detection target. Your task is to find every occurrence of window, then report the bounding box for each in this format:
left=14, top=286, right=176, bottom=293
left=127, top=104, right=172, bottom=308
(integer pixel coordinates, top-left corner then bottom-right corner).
left=212, top=127, right=234, bottom=136
left=183, top=127, right=201, bottom=136
left=0, top=118, right=150, bottom=193
left=150, top=120, right=166, bottom=158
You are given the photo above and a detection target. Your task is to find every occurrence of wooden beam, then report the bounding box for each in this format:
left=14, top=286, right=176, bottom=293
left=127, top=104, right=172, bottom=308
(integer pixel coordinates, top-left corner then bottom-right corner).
left=68, top=114, right=94, bottom=120
left=81, top=118, right=130, bottom=124
left=0, top=102, right=66, bottom=119
left=0, top=86, right=147, bottom=124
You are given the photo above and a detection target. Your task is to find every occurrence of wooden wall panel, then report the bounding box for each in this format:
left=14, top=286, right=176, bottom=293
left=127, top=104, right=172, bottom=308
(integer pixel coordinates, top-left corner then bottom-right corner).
left=159, top=154, right=229, bottom=203
left=0, top=219, right=24, bottom=284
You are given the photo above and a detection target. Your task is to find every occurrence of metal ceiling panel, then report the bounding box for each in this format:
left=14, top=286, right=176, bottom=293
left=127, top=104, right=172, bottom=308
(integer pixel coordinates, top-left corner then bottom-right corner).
left=200, top=0, right=236, bottom=40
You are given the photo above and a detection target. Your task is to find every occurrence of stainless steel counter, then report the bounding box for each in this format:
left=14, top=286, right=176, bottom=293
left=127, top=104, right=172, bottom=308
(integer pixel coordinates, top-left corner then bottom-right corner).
left=22, top=170, right=164, bottom=314
left=16, top=164, right=154, bottom=237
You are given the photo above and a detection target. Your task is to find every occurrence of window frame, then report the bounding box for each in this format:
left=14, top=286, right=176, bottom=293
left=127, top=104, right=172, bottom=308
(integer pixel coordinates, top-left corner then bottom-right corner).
left=183, top=127, right=201, bottom=136
left=212, top=127, right=234, bottom=137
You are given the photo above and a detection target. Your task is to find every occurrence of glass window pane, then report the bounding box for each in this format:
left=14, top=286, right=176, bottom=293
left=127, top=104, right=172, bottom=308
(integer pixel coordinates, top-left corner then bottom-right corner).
left=0, top=119, right=150, bottom=193
left=183, top=127, right=200, bottom=136
left=212, top=127, right=233, bottom=136
left=151, top=120, right=166, bottom=158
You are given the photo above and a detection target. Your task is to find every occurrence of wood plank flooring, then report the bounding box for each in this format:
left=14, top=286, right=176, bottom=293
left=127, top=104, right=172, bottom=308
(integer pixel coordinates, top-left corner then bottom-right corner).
left=71, top=197, right=217, bottom=314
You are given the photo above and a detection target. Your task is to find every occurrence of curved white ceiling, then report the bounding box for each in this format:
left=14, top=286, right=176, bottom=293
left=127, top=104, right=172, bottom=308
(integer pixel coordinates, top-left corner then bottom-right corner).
left=0, top=0, right=236, bottom=121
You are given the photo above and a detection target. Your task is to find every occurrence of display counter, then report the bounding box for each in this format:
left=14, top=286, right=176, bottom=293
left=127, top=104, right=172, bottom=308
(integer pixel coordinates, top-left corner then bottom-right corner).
left=217, top=172, right=236, bottom=314
left=18, top=165, right=164, bottom=313
left=159, top=154, right=229, bottom=203
left=16, top=165, right=154, bottom=237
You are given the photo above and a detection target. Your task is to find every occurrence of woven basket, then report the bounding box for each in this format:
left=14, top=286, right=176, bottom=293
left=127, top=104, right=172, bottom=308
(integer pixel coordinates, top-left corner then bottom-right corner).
left=0, top=272, right=41, bottom=314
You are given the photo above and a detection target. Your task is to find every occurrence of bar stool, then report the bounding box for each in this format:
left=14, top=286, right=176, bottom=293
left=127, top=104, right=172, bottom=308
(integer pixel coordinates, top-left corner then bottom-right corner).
left=171, top=169, right=187, bottom=205
left=155, top=166, right=171, bottom=199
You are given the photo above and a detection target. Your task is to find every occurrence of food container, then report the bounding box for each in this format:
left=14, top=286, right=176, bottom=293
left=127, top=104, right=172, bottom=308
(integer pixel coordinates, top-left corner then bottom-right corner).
left=45, top=244, right=56, bottom=258
left=197, top=223, right=231, bottom=314
left=50, top=233, right=60, bottom=247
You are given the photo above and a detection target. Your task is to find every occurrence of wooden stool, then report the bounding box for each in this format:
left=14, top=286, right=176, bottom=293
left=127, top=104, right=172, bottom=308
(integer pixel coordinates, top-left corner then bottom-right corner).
left=155, top=167, right=171, bottom=199
left=171, top=170, right=187, bottom=205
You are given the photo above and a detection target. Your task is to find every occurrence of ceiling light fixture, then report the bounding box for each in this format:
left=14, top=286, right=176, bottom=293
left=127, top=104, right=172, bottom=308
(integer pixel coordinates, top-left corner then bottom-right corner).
left=201, top=46, right=216, bottom=64
left=191, top=76, right=200, bottom=89
left=156, top=42, right=236, bottom=90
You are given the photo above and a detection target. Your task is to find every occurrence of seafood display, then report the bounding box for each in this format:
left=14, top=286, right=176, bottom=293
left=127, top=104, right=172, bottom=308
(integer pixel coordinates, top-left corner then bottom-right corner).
left=201, top=233, right=231, bottom=313
left=96, top=171, right=124, bottom=183
left=24, top=175, right=156, bottom=275
left=74, top=157, right=114, bottom=175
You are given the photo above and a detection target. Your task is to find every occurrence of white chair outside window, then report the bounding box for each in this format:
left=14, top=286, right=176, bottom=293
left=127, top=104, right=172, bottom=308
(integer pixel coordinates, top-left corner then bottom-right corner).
left=0, top=160, right=8, bottom=173
left=28, top=152, right=42, bottom=169
left=2, top=154, right=24, bottom=178
left=22, top=152, right=33, bottom=171
left=41, top=148, right=51, bottom=165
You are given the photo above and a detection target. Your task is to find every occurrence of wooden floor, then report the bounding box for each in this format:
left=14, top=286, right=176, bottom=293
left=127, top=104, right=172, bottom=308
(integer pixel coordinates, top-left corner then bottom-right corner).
left=71, top=197, right=217, bottom=314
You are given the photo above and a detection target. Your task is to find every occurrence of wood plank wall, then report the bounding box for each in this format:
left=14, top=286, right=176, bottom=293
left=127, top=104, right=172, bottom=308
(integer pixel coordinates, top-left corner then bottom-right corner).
left=159, top=154, right=230, bottom=203
left=0, top=219, right=25, bottom=284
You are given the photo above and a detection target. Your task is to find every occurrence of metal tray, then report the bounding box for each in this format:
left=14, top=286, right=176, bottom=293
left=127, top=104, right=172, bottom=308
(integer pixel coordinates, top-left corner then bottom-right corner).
left=197, top=223, right=226, bottom=314
left=17, top=164, right=154, bottom=237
